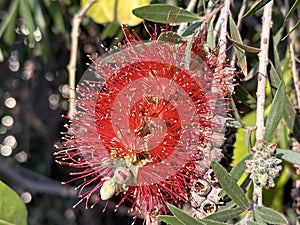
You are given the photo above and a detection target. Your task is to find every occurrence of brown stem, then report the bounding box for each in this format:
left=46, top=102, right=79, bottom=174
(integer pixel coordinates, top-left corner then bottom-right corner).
left=254, top=0, right=273, bottom=206
left=177, top=0, right=198, bottom=34
left=217, top=0, right=230, bottom=64
left=67, top=0, right=97, bottom=118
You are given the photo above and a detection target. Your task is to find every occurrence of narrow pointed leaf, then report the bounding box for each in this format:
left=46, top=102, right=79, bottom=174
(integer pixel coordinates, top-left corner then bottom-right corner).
left=243, top=0, right=272, bottom=18
left=233, top=85, right=257, bottom=109
left=229, top=15, right=247, bottom=76
left=264, top=81, right=285, bottom=141
left=0, top=0, right=19, bottom=38
left=100, top=22, right=120, bottom=40
left=254, top=206, right=288, bottom=224
left=157, top=215, right=184, bottom=225
left=132, top=4, right=203, bottom=24
left=246, top=221, right=264, bottom=225
left=281, top=19, right=300, bottom=41
left=245, top=62, right=258, bottom=81
left=204, top=207, right=245, bottom=221
left=270, top=35, right=282, bottom=77
left=207, top=19, right=216, bottom=49
left=211, top=161, right=249, bottom=210
left=181, top=21, right=201, bottom=36
left=201, top=219, right=228, bottom=225
left=227, top=36, right=260, bottom=53
left=230, top=154, right=252, bottom=181
left=42, top=0, right=65, bottom=33
left=254, top=210, right=268, bottom=224
left=269, top=62, right=300, bottom=142
left=184, top=35, right=194, bottom=69
left=19, top=0, right=35, bottom=42
left=0, top=181, right=28, bottom=225
left=168, top=204, right=205, bottom=225
left=276, top=149, right=300, bottom=165
left=286, top=0, right=300, bottom=19
left=158, top=31, right=185, bottom=44
left=0, top=219, right=15, bottom=225
left=2, top=2, right=18, bottom=47
left=220, top=154, right=252, bottom=198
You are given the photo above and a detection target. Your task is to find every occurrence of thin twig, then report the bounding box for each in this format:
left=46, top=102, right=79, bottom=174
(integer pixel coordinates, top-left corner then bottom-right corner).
left=0, top=156, right=133, bottom=216
left=230, top=0, right=247, bottom=68
left=177, top=0, right=198, bottom=35
left=67, top=0, right=97, bottom=118
left=193, top=3, right=224, bottom=41
left=254, top=0, right=273, bottom=206
left=288, top=19, right=300, bottom=109
left=0, top=156, right=75, bottom=197
left=278, top=0, right=300, bottom=109
left=236, top=0, right=247, bottom=29
left=217, top=0, right=230, bottom=64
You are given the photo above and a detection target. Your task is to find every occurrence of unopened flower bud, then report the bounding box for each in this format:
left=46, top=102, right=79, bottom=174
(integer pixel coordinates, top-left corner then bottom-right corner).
left=100, top=179, right=117, bottom=200
left=113, top=167, right=133, bottom=184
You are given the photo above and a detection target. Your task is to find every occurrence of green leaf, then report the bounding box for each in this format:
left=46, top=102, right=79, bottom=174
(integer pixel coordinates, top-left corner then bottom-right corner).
left=254, top=206, right=288, bottom=224
left=264, top=81, right=285, bottom=141
left=281, top=19, right=300, bottom=41
left=100, top=22, right=120, bottom=40
left=227, top=35, right=260, bottom=53
left=246, top=221, right=264, bottom=225
left=31, top=0, right=50, bottom=61
left=269, top=62, right=300, bottom=142
left=19, top=0, right=35, bottom=43
left=0, top=181, right=28, bottom=225
left=0, top=219, right=16, bottom=225
left=245, top=62, right=258, bottom=81
left=230, top=154, right=252, bottom=181
left=253, top=212, right=268, bottom=225
left=181, top=21, right=201, bottom=36
left=184, top=35, right=194, bottom=70
left=2, top=1, right=18, bottom=47
left=211, top=161, right=249, bottom=210
left=132, top=4, right=203, bottom=24
left=269, top=35, right=282, bottom=78
left=207, top=18, right=216, bottom=50
left=200, top=219, right=228, bottom=225
left=285, top=0, right=300, bottom=19
left=229, top=15, right=247, bottom=76
left=233, top=85, right=257, bottom=109
left=167, top=204, right=205, bottom=225
left=220, top=154, right=252, bottom=198
left=42, top=0, right=65, bottom=33
left=0, top=0, right=19, bottom=38
left=157, top=215, right=184, bottom=225
left=276, top=149, right=300, bottom=165
left=243, top=0, right=272, bottom=18
left=204, top=207, right=245, bottom=221
left=158, top=31, right=185, bottom=44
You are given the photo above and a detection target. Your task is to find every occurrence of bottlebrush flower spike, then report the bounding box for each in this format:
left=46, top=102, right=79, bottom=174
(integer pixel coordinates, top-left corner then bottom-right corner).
left=55, top=29, right=233, bottom=218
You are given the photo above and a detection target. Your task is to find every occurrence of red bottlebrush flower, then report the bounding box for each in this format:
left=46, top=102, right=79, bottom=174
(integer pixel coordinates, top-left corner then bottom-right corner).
left=55, top=29, right=233, bottom=218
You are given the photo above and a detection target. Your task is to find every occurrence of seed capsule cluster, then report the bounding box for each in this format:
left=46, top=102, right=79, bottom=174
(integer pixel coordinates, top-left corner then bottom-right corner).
left=190, top=169, right=224, bottom=218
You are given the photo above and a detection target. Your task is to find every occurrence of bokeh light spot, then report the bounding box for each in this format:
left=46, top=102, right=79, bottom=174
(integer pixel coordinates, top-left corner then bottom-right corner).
left=4, top=135, right=17, bottom=149
left=5, top=97, right=17, bottom=108
left=21, top=192, right=32, bottom=203
left=15, top=151, right=28, bottom=163
left=0, top=145, right=12, bottom=156
left=2, top=115, right=14, bottom=127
